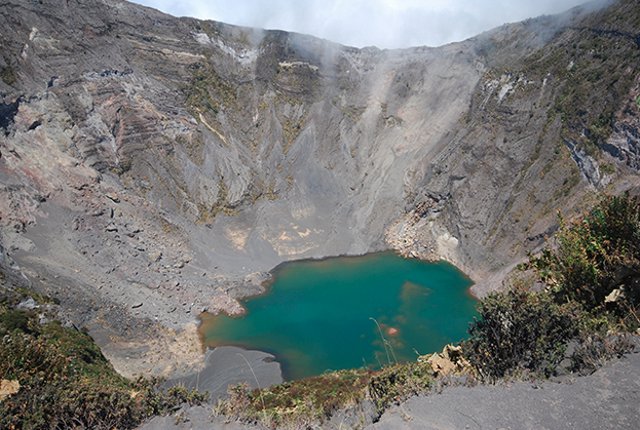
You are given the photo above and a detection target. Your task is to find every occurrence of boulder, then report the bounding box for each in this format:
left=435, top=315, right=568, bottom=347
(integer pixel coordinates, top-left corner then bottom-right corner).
left=420, top=344, right=473, bottom=377
left=0, top=379, right=20, bottom=401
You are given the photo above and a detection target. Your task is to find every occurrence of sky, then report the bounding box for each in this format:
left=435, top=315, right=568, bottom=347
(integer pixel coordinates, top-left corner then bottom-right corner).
left=131, top=0, right=592, bottom=49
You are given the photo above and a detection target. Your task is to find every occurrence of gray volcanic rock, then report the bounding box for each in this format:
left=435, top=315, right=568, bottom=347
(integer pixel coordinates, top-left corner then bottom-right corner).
left=368, top=347, right=640, bottom=430
left=0, top=0, right=639, bottom=377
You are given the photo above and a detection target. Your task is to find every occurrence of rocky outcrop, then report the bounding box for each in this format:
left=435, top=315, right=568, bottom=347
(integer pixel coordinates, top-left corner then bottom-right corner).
left=0, top=379, right=20, bottom=402
left=0, top=99, right=19, bottom=134
left=420, top=344, right=473, bottom=377
left=602, top=76, right=640, bottom=171
left=392, top=1, right=640, bottom=293
left=0, top=0, right=639, bottom=375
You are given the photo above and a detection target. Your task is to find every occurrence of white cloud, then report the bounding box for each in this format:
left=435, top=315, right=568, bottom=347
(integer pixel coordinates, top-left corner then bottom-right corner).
left=132, top=0, right=593, bottom=48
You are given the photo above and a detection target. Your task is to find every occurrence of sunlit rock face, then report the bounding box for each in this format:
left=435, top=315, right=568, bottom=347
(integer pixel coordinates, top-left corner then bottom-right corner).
left=0, top=0, right=638, bottom=375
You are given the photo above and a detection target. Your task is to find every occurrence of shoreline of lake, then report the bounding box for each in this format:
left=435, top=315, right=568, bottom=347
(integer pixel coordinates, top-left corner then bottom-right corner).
left=197, top=251, right=477, bottom=380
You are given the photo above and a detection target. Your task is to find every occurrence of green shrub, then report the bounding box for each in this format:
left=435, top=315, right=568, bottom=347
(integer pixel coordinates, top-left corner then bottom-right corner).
left=216, top=369, right=371, bottom=428
left=0, top=64, right=16, bottom=85
left=464, top=195, right=640, bottom=382
left=368, top=361, right=432, bottom=414
left=0, top=309, right=33, bottom=334
left=570, top=316, right=634, bottom=374
left=463, top=289, right=580, bottom=381
left=0, top=309, right=208, bottom=429
left=530, top=194, right=640, bottom=329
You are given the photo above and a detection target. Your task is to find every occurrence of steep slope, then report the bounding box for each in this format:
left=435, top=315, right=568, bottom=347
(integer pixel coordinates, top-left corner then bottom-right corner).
left=390, top=0, right=640, bottom=290
left=0, top=0, right=639, bottom=376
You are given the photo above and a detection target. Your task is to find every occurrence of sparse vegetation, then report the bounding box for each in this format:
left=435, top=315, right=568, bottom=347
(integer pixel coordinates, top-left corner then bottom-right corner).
left=215, top=361, right=433, bottom=429
left=551, top=29, right=639, bottom=153
left=110, top=158, right=133, bottom=176
left=463, top=289, right=581, bottom=381
left=0, top=297, right=208, bottom=429
left=465, top=194, right=639, bottom=382
left=599, top=162, right=616, bottom=175
left=281, top=117, right=304, bottom=153
left=216, top=369, right=370, bottom=428
left=367, top=360, right=433, bottom=414
left=176, top=133, right=205, bottom=166
left=0, top=64, right=16, bottom=86
left=185, top=61, right=236, bottom=121
left=530, top=193, right=640, bottom=328
left=197, top=178, right=238, bottom=224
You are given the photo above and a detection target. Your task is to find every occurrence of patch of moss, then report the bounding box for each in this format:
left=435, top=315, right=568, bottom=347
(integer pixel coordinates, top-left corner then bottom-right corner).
left=176, top=133, right=205, bottom=166
left=197, top=178, right=237, bottom=223
left=341, top=104, right=366, bottom=123
left=599, top=162, right=616, bottom=175
left=281, top=117, right=303, bottom=153
left=185, top=61, right=236, bottom=123
left=0, top=64, right=16, bottom=86
left=110, top=158, right=133, bottom=176
left=14, top=287, right=58, bottom=305
left=553, top=168, right=581, bottom=199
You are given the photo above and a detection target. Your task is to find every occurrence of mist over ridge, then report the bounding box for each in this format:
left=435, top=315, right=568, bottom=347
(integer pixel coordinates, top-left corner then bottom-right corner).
left=132, top=0, right=610, bottom=48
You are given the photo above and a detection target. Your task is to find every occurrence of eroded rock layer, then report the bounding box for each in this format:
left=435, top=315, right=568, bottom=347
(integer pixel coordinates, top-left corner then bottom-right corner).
left=1, top=0, right=639, bottom=376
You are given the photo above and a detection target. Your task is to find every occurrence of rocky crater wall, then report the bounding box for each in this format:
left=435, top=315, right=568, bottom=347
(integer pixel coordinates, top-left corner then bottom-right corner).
left=1, top=0, right=639, bottom=376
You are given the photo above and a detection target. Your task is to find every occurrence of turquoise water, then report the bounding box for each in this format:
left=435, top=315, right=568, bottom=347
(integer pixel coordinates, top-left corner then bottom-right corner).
left=200, top=252, right=476, bottom=380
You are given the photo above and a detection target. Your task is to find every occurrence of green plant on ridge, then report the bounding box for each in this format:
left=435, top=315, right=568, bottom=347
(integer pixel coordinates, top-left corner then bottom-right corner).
left=529, top=193, right=640, bottom=327
left=463, top=289, right=580, bottom=381
left=0, top=306, right=208, bottom=429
